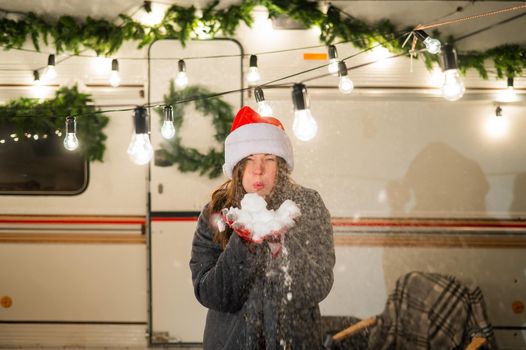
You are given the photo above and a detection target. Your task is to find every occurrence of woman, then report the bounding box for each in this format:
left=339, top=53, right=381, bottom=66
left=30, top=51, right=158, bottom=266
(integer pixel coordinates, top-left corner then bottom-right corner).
left=190, top=106, right=335, bottom=350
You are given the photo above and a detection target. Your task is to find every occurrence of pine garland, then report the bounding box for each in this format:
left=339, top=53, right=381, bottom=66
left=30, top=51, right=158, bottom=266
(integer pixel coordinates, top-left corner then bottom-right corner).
left=0, top=86, right=109, bottom=162
left=155, top=82, right=234, bottom=179
left=0, top=0, right=524, bottom=79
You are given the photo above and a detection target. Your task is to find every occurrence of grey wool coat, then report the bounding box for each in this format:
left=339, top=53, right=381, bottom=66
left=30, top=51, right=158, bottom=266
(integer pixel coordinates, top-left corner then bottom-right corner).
left=190, top=184, right=335, bottom=350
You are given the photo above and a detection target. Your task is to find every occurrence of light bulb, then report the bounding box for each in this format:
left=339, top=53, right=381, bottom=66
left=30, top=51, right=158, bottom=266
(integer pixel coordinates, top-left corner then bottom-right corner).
left=109, top=70, right=120, bottom=87
left=161, top=105, right=176, bottom=139
left=64, top=133, right=79, bottom=151
left=175, top=60, right=188, bottom=88
left=247, top=55, right=261, bottom=84
left=128, top=107, right=153, bottom=165
left=291, top=83, right=317, bottom=141
left=109, top=59, right=120, bottom=87
left=42, top=54, right=57, bottom=82
left=127, top=133, right=153, bottom=165
left=246, top=67, right=260, bottom=84
left=339, top=76, right=354, bottom=94
left=175, top=71, right=188, bottom=88
left=257, top=100, right=273, bottom=116
left=337, top=61, right=353, bottom=94
left=43, top=65, right=57, bottom=82
left=293, top=109, right=318, bottom=141
left=328, top=59, right=339, bottom=75
left=161, top=120, right=176, bottom=139
left=484, top=106, right=508, bottom=139
left=63, top=116, right=79, bottom=151
left=415, top=30, right=441, bottom=54
left=423, top=37, right=441, bottom=55
left=441, top=69, right=465, bottom=101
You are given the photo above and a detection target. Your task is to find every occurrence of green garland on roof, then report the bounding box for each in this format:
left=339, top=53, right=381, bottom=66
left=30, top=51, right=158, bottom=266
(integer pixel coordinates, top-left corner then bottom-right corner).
left=155, top=82, right=234, bottom=179
left=0, top=0, right=524, bottom=79
left=0, top=86, right=109, bottom=162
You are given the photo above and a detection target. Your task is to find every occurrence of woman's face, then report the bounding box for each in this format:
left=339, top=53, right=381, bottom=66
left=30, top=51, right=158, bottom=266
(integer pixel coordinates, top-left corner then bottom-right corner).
left=242, top=153, right=278, bottom=197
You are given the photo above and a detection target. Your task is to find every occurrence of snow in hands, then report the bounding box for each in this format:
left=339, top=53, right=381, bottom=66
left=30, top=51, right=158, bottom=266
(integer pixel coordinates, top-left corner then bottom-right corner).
left=220, top=193, right=301, bottom=243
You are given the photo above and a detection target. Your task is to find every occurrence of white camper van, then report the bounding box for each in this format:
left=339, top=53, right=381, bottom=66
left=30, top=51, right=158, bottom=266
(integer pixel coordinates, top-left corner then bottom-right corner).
left=0, top=1, right=525, bottom=349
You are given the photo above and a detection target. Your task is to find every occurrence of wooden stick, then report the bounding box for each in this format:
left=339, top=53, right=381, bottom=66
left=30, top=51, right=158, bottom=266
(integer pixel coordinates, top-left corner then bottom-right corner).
left=332, top=316, right=377, bottom=342
left=466, top=337, right=487, bottom=350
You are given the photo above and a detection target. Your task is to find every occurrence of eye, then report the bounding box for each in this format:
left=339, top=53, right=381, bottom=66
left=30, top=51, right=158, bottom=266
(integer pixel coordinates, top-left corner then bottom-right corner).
left=264, top=155, right=276, bottom=161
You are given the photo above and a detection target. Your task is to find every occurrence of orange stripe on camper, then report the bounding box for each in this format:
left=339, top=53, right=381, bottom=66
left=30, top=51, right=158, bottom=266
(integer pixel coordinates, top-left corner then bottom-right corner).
left=303, top=53, right=328, bottom=60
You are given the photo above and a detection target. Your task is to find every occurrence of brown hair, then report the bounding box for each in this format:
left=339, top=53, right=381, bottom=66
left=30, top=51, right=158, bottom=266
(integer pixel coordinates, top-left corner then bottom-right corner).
left=207, top=156, right=292, bottom=249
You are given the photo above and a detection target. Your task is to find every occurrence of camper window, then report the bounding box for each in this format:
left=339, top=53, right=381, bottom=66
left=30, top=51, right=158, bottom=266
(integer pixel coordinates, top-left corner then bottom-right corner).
left=0, top=126, right=88, bottom=195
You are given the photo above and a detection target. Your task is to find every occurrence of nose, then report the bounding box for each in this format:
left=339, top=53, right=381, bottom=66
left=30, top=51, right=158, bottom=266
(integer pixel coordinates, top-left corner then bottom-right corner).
left=252, top=158, right=264, bottom=175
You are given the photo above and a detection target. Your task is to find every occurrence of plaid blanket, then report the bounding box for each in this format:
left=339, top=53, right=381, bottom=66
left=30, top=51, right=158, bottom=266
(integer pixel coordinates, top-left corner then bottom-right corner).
left=368, top=271, right=497, bottom=350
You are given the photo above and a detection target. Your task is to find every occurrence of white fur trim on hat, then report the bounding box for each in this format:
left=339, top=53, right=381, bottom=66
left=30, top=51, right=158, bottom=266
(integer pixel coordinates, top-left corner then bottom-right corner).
left=223, top=123, right=294, bottom=179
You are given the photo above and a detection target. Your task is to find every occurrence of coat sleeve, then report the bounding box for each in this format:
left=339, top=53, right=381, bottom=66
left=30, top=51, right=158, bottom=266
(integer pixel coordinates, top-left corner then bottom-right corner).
left=286, top=190, right=335, bottom=308
left=189, top=206, right=260, bottom=313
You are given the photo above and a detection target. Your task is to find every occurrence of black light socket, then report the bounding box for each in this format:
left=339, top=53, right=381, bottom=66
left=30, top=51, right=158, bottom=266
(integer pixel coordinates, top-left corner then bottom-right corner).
left=441, top=44, right=458, bottom=71
left=178, top=59, right=186, bottom=72
left=249, top=55, right=258, bottom=68
left=507, top=77, right=514, bottom=88
left=133, top=107, right=148, bottom=134
left=292, top=83, right=309, bottom=111
left=496, top=106, right=502, bottom=117
left=111, top=59, right=119, bottom=71
left=164, top=105, right=173, bottom=122
left=338, top=61, right=348, bottom=77
left=143, top=1, right=152, bottom=13
left=48, top=54, right=56, bottom=66
left=65, top=116, right=76, bottom=134
left=254, top=87, right=265, bottom=102
left=33, top=70, right=40, bottom=81
left=328, top=45, right=338, bottom=60
left=413, top=30, right=430, bottom=41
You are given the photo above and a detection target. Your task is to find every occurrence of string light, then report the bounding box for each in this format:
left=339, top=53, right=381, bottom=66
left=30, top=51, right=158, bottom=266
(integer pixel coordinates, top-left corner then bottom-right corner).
left=128, top=106, right=153, bottom=165
left=337, top=61, right=354, bottom=94
left=63, top=116, right=79, bottom=151
left=413, top=30, right=441, bottom=54
left=138, top=1, right=165, bottom=26
left=327, top=45, right=339, bottom=74
left=254, top=87, right=273, bottom=116
left=175, top=59, right=189, bottom=88
left=33, top=70, right=41, bottom=85
left=42, top=54, right=57, bottom=82
left=161, top=105, right=176, bottom=139
left=497, top=77, right=517, bottom=102
left=246, top=55, right=261, bottom=84
left=440, top=44, right=465, bottom=101
left=109, top=59, right=121, bottom=87
left=291, top=83, right=317, bottom=141
left=484, top=105, right=508, bottom=139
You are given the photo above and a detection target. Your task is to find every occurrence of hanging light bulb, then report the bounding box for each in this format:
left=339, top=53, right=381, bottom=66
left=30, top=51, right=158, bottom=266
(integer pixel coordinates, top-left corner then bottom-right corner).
left=63, top=116, right=79, bottom=151
left=246, top=55, right=261, bottom=84
left=32, top=70, right=47, bottom=100
left=484, top=106, right=508, bottom=139
left=161, top=105, right=176, bottom=139
left=337, top=61, right=354, bottom=94
left=175, top=59, right=188, bottom=88
left=497, top=77, right=517, bottom=102
left=127, top=106, right=153, bottom=165
left=254, top=87, right=273, bottom=116
left=414, top=30, right=441, bottom=54
left=42, top=54, right=57, bottom=82
left=440, top=44, right=465, bottom=101
left=109, top=59, right=121, bottom=87
left=292, top=83, right=317, bottom=141
left=327, top=45, right=339, bottom=75
left=33, top=70, right=41, bottom=85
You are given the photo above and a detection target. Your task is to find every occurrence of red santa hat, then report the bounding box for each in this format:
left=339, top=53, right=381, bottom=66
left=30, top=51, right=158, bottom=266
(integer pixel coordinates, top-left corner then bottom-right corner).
left=223, top=106, right=294, bottom=179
